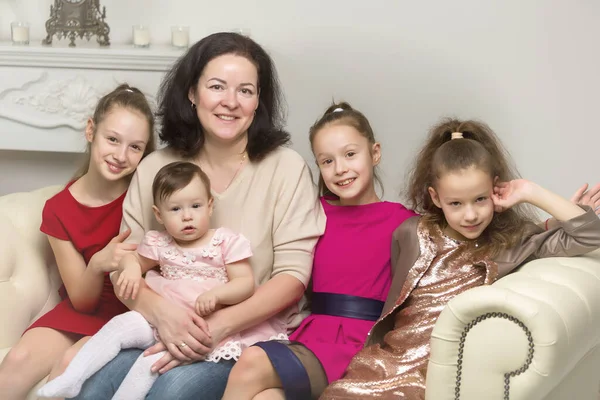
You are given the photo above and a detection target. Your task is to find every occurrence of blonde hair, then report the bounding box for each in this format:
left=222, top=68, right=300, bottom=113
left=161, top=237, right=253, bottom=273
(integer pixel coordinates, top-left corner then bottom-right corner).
left=73, top=84, right=156, bottom=180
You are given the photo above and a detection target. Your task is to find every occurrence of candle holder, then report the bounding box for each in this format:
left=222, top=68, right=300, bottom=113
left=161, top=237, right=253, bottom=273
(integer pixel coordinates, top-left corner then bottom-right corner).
left=11, top=21, right=30, bottom=45
left=132, top=25, right=150, bottom=48
left=42, top=0, right=110, bottom=47
left=171, top=26, right=189, bottom=49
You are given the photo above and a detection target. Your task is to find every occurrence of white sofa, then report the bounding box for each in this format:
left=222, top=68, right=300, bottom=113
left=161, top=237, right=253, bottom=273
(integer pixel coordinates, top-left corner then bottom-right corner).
left=1, top=186, right=599, bottom=400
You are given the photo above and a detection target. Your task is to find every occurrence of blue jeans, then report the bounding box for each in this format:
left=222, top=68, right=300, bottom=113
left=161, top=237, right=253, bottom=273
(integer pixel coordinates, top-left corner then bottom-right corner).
left=70, top=349, right=235, bottom=400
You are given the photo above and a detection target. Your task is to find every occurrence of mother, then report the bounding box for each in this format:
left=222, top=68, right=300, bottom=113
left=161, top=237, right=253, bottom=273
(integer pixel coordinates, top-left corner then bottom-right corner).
left=73, top=32, right=325, bottom=399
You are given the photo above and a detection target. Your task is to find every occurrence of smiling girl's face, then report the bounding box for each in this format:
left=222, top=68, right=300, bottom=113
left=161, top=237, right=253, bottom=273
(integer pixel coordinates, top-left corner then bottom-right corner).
left=86, top=107, right=150, bottom=183
left=313, top=123, right=381, bottom=206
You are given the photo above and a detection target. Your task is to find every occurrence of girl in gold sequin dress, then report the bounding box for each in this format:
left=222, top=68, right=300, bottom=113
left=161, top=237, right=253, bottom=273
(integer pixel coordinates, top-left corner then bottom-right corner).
left=320, top=119, right=600, bottom=399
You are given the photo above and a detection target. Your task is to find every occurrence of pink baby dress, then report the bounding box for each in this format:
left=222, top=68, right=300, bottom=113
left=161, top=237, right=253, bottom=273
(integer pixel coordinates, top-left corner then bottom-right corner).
left=138, top=227, right=288, bottom=362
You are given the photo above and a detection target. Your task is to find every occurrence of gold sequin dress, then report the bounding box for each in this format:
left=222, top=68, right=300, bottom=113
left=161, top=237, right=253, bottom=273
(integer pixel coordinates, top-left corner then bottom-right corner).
left=321, top=220, right=497, bottom=399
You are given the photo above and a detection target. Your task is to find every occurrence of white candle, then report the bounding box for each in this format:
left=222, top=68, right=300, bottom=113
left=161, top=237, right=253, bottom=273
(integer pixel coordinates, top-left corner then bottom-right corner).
left=132, top=25, right=150, bottom=47
left=171, top=27, right=189, bottom=48
left=11, top=22, right=29, bottom=45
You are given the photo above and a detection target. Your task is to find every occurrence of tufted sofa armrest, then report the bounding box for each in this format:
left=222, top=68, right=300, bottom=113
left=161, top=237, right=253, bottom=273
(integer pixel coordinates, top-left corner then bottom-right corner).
left=0, top=186, right=63, bottom=354
left=425, top=249, right=600, bottom=400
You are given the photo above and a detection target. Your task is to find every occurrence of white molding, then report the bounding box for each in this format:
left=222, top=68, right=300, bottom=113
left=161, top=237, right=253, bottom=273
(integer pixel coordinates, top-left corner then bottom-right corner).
left=0, top=41, right=184, bottom=71
left=0, top=41, right=174, bottom=153
left=0, top=72, right=158, bottom=131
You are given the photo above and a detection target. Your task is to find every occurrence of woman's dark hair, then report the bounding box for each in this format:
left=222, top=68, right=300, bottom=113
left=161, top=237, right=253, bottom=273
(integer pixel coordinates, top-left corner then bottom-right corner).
left=157, top=32, right=289, bottom=160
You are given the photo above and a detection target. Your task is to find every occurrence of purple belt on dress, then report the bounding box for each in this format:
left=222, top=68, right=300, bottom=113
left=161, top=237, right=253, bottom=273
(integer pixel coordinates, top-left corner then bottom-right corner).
left=311, top=292, right=384, bottom=321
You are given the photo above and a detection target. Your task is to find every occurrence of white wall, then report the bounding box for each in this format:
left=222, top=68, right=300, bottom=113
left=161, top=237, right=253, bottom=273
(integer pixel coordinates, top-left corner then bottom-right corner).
left=1, top=0, right=598, bottom=199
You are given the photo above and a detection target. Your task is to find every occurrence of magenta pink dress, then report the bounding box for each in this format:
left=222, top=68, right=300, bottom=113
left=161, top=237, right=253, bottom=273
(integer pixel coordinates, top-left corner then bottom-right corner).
left=138, top=227, right=288, bottom=362
left=289, top=197, right=416, bottom=382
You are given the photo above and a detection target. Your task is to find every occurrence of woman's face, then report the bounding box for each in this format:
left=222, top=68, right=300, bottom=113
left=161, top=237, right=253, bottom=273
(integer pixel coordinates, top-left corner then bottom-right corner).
left=189, top=54, right=259, bottom=145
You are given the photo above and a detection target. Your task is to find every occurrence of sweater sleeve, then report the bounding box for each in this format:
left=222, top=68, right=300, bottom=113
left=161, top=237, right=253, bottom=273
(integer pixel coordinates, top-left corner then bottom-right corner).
left=271, top=154, right=326, bottom=287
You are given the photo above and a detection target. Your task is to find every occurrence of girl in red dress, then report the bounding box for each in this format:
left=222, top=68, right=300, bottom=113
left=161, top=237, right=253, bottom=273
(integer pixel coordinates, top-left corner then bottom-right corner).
left=0, top=84, right=156, bottom=400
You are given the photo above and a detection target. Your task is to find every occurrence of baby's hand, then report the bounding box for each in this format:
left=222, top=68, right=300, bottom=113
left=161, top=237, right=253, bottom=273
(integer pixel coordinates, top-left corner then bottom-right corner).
left=116, top=266, right=142, bottom=300
left=195, top=292, right=219, bottom=317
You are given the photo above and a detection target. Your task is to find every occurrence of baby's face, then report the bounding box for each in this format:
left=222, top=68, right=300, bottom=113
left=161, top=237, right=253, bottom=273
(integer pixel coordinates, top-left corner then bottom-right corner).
left=155, top=176, right=213, bottom=243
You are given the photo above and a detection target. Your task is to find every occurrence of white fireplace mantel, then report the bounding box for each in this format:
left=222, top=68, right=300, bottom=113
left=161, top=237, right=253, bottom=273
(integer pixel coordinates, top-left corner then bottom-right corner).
left=0, top=42, right=184, bottom=153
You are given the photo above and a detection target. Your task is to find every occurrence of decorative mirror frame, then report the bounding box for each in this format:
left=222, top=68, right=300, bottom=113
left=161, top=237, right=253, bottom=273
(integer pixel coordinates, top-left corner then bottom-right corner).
left=42, top=0, right=110, bottom=47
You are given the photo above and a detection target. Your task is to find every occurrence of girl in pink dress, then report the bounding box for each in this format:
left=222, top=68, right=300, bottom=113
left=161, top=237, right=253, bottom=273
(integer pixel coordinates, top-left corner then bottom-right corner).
left=38, top=161, right=288, bottom=400
left=222, top=102, right=416, bottom=400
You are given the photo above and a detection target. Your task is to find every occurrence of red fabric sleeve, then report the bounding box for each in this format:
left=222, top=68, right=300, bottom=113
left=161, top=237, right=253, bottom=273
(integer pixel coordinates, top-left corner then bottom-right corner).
left=40, top=198, right=69, bottom=241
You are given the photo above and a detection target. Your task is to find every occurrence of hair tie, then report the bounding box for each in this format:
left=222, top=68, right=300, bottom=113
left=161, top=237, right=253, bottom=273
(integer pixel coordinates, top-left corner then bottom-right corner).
left=332, top=107, right=344, bottom=113
left=451, top=132, right=463, bottom=139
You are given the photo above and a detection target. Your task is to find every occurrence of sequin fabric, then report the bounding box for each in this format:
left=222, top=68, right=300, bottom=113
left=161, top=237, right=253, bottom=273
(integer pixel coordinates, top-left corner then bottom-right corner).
left=321, top=220, right=497, bottom=399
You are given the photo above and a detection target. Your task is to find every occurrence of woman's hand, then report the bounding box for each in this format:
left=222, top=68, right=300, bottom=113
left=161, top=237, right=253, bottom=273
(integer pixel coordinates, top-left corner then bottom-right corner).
left=570, top=183, right=600, bottom=215
left=89, top=229, right=138, bottom=273
left=491, top=179, right=535, bottom=212
left=146, top=300, right=213, bottom=363
left=148, top=313, right=229, bottom=374
left=145, top=343, right=187, bottom=374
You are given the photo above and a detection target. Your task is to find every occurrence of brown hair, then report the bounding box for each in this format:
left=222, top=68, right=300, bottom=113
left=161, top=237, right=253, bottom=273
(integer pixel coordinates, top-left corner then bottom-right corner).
left=73, top=83, right=156, bottom=179
left=152, top=161, right=212, bottom=205
left=406, top=118, right=536, bottom=257
left=157, top=32, right=290, bottom=160
left=308, top=101, right=383, bottom=197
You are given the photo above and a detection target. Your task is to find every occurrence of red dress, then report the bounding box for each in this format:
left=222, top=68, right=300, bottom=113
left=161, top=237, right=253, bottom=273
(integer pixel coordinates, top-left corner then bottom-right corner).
left=26, top=182, right=129, bottom=336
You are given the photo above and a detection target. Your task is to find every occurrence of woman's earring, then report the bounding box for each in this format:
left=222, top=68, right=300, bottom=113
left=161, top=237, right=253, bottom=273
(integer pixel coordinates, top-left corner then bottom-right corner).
left=191, top=102, right=196, bottom=110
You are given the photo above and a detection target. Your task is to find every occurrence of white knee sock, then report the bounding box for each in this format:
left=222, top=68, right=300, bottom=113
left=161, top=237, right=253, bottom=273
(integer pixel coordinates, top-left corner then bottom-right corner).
left=112, top=351, right=165, bottom=400
left=37, top=311, right=156, bottom=399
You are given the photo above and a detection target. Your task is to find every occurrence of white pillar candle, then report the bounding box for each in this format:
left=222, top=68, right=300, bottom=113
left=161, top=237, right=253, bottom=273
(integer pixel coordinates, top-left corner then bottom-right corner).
left=11, top=22, right=29, bottom=45
left=171, top=26, right=189, bottom=48
left=132, top=25, right=150, bottom=47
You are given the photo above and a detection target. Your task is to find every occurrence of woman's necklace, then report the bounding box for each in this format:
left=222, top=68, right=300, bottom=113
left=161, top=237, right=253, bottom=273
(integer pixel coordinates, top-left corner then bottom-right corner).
left=200, top=151, right=247, bottom=193
left=224, top=152, right=247, bottom=191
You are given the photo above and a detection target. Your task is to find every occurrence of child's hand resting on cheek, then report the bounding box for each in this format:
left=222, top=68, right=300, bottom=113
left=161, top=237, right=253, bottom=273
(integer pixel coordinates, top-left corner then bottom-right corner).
left=492, top=179, right=535, bottom=212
